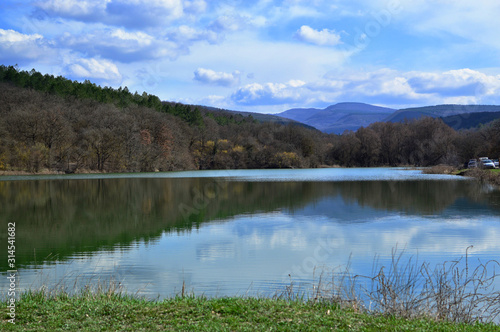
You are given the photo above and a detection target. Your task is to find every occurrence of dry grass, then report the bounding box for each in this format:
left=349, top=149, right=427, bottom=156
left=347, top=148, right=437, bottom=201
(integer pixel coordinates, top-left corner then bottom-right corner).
left=279, top=247, right=500, bottom=325
left=422, top=165, right=459, bottom=174
left=5, top=248, right=500, bottom=328
left=466, top=168, right=500, bottom=186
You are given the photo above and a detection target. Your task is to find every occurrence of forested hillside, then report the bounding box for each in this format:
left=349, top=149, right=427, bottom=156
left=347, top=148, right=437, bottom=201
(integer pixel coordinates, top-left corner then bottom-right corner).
left=1, top=65, right=499, bottom=173
left=0, top=66, right=331, bottom=172
left=441, top=112, right=500, bottom=130
left=385, top=104, right=500, bottom=123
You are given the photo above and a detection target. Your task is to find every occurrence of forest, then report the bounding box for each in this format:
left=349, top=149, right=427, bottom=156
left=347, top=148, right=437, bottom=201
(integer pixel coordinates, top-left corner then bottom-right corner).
left=0, top=65, right=499, bottom=173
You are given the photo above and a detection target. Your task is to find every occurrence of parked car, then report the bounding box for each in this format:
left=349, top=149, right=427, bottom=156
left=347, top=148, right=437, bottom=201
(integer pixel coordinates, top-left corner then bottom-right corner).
left=479, top=159, right=496, bottom=169
left=493, top=159, right=499, bottom=168
left=467, top=159, right=477, bottom=168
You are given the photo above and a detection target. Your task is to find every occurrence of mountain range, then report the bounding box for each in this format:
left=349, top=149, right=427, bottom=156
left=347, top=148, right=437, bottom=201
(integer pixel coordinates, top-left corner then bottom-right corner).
left=277, top=102, right=395, bottom=134
left=203, top=106, right=314, bottom=128
left=276, top=103, right=500, bottom=133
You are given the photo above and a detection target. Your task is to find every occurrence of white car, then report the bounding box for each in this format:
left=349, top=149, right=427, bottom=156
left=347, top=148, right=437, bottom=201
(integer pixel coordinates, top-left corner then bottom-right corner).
left=480, top=159, right=496, bottom=169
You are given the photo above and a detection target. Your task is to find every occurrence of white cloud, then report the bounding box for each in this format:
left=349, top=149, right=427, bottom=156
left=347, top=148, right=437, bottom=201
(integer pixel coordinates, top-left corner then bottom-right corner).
left=110, top=29, right=153, bottom=47
left=264, top=2, right=325, bottom=24
left=183, top=30, right=352, bottom=87
left=36, top=0, right=186, bottom=28
left=194, top=68, right=240, bottom=86
left=66, top=57, right=122, bottom=82
left=407, top=69, right=500, bottom=96
left=357, top=69, right=500, bottom=106
left=166, top=25, right=219, bottom=44
left=209, top=11, right=268, bottom=34
left=203, top=95, right=227, bottom=105
left=307, top=79, right=346, bottom=92
left=0, top=29, right=55, bottom=63
left=184, top=0, right=207, bottom=15
left=37, top=0, right=109, bottom=17
left=122, top=0, right=184, bottom=19
left=59, top=28, right=184, bottom=62
left=345, top=69, right=416, bottom=97
left=288, top=79, right=306, bottom=88
left=0, top=29, right=43, bottom=43
left=10, top=0, right=500, bottom=113
left=229, top=68, right=500, bottom=110
left=232, top=81, right=307, bottom=105
left=287, top=5, right=323, bottom=19
left=294, top=25, right=342, bottom=46
left=210, top=15, right=245, bottom=32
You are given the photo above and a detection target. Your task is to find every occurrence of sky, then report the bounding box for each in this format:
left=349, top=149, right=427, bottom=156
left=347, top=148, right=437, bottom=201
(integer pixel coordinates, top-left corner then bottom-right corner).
left=1, top=0, right=500, bottom=114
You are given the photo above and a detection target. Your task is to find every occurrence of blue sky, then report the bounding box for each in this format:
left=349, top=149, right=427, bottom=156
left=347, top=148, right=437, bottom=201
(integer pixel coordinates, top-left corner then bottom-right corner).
left=1, top=0, right=500, bottom=114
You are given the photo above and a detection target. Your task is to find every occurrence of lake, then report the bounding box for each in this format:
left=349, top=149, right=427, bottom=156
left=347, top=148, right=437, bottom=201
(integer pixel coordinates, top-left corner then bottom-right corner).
left=1, top=168, right=500, bottom=300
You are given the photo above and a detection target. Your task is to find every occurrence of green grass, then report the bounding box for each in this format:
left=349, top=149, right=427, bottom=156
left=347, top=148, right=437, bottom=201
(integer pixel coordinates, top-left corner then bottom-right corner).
left=429, top=166, right=500, bottom=185
left=2, top=292, right=499, bottom=331
left=3, top=248, right=500, bottom=330
left=467, top=168, right=500, bottom=185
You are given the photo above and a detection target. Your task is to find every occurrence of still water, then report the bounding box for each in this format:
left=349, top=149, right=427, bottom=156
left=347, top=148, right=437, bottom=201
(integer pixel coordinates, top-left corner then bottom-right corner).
left=1, top=168, right=500, bottom=299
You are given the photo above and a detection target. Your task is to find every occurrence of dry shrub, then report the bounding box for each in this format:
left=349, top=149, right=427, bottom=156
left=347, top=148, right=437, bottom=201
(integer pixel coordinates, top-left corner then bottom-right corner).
left=362, top=247, right=500, bottom=324
left=282, top=247, right=500, bottom=325
left=423, top=165, right=458, bottom=174
left=466, top=168, right=500, bottom=186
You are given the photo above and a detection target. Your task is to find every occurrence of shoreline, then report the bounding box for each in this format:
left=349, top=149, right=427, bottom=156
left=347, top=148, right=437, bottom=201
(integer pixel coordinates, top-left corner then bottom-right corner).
left=0, top=165, right=432, bottom=177
left=2, top=291, right=498, bottom=331
left=3, top=248, right=499, bottom=330
left=423, top=165, right=500, bottom=186
left=0, top=169, right=118, bottom=176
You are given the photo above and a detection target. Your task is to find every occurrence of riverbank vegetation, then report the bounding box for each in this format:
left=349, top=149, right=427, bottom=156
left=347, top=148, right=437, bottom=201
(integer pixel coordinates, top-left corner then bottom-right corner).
left=463, top=168, right=500, bottom=186
left=2, top=294, right=497, bottom=331
left=1, top=65, right=500, bottom=174
left=3, top=249, right=500, bottom=331
left=423, top=166, right=500, bottom=186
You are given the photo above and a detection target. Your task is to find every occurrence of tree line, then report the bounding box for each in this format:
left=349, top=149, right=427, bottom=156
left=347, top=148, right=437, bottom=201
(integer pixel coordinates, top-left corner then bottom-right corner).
left=0, top=65, right=209, bottom=126
left=0, top=81, right=327, bottom=172
left=326, top=118, right=499, bottom=167
left=0, top=66, right=499, bottom=173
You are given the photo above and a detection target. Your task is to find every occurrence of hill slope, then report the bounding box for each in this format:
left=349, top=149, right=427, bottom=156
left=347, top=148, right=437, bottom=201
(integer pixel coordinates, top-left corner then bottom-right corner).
left=278, top=102, right=395, bottom=134
left=203, top=107, right=316, bottom=129
left=385, top=105, right=500, bottom=123
left=0, top=65, right=336, bottom=173
left=441, top=111, right=500, bottom=130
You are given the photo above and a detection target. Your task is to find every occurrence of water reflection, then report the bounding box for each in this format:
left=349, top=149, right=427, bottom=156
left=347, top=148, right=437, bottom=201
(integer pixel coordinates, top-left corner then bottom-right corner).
left=0, top=174, right=499, bottom=270
left=1, top=169, right=500, bottom=298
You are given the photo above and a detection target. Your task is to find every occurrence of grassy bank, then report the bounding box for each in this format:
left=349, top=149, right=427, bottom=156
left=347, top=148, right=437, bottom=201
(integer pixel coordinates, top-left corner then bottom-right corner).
left=2, top=292, right=499, bottom=331
left=424, top=165, right=500, bottom=186
left=460, top=168, right=500, bottom=186
left=3, top=249, right=500, bottom=331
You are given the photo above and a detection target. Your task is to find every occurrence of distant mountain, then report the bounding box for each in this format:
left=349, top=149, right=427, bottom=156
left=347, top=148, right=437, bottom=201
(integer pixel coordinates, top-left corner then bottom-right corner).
left=203, top=107, right=317, bottom=130
left=277, top=107, right=321, bottom=123
left=441, top=111, right=500, bottom=130
left=277, top=103, right=500, bottom=134
left=278, top=102, right=396, bottom=134
left=384, top=105, right=500, bottom=123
